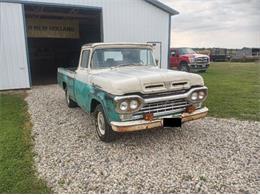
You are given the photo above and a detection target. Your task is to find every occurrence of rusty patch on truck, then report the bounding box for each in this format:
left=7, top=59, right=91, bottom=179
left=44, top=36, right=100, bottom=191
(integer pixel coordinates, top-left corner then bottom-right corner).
left=111, top=121, right=163, bottom=132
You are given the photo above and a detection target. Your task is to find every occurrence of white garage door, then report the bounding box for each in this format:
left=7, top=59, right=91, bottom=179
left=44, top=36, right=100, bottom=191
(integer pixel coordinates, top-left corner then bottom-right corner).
left=0, top=2, right=30, bottom=90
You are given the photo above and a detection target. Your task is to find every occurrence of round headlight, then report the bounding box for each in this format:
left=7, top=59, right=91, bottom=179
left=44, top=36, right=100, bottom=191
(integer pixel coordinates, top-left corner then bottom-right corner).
left=191, top=92, right=198, bottom=101
left=130, top=100, right=139, bottom=110
left=198, top=91, right=205, bottom=100
left=120, top=101, right=128, bottom=111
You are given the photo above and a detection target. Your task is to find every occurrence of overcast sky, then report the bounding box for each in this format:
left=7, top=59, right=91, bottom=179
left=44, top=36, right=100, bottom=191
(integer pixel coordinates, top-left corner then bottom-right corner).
left=160, top=0, right=260, bottom=48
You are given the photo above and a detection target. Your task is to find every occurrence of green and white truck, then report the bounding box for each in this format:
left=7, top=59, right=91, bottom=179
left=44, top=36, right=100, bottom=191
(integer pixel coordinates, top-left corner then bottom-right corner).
left=58, top=43, right=208, bottom=142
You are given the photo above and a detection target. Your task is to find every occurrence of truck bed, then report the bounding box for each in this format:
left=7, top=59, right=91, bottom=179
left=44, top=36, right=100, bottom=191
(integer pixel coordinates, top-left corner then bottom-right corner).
left=57, top=67, right=77, bottom=88
left=58, top=67, right=77, bottom=73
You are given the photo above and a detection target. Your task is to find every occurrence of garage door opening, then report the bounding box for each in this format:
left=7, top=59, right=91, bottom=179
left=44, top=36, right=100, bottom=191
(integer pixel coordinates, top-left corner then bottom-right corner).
left=24, top=4, right=102, bottom=85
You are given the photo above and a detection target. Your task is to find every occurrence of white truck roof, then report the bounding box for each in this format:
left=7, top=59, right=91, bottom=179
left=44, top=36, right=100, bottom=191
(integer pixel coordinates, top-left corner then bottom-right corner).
left=82, top=42, right=154, bottom=49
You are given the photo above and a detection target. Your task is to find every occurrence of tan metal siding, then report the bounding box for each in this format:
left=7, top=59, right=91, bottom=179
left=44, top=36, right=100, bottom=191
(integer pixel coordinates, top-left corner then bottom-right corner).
left=0, top=0, right=171, bottom=90
left=0, top=2, right=30, bottom=90
left=19, top=0, right=170, bottom=67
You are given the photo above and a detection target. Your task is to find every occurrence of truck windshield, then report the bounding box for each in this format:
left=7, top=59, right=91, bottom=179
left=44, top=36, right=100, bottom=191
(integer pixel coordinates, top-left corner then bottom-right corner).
left=179, top=48, right=196, bottom=55
left=91, top=48, right=156, bottom=69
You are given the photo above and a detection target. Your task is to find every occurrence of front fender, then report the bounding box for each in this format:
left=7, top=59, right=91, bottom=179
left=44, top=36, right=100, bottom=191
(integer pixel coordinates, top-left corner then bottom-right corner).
left=90, top=89, right=120, bottom=122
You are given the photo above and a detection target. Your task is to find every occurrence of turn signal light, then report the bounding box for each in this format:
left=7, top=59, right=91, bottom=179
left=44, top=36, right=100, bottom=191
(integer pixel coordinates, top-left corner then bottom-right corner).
left=186, top=105, right=196, bottom=113
left=144, top=113, right=154, bottom=121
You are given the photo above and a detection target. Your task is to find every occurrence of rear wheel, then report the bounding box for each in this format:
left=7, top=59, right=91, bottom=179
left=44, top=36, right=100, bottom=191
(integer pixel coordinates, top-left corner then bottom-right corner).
left=65, top=88, right=77, bottom=108
left=94, top=104, right=117, bottom=142
left=179, top=62, right=190, bottom=72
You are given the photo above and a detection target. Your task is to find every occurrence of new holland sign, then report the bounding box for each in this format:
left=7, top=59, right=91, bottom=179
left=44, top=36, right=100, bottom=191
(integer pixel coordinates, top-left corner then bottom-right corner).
left=27, top=19, right=80, bottom=39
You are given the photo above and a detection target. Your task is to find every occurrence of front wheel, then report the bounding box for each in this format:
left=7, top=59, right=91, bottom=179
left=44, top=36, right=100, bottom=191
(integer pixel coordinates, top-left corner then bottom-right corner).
left=94, top=105, right=117, bottom=142
left=179, top=62, right=190, bottom=72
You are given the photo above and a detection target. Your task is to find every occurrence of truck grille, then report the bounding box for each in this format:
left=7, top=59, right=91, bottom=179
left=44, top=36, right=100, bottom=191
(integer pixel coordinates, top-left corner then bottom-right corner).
left=196, top=57, right=208, bottom=63
left=140, top=89, right=188, bottom=99
left=132, top=98, right=189, bottom=120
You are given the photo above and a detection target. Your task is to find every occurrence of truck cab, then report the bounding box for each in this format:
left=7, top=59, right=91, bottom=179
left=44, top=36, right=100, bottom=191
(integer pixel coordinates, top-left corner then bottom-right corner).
left=170, top=48, right=210, bottom=72
left=58, top=43, right=208, bottom=142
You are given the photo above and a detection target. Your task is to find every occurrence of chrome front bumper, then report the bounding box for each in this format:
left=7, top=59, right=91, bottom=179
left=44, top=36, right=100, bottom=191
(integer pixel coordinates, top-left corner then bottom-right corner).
left=189, top=63, right=209, bottom=71
left=111, top=107, right=208, bottom=132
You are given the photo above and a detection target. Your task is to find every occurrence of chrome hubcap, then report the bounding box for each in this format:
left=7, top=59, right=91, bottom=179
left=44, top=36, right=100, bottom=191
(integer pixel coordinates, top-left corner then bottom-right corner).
left=181, top=66, right=188, bottom=72
left=97, top=112, right=105, bottom=136
left=66, top=91, right=70, bottom=104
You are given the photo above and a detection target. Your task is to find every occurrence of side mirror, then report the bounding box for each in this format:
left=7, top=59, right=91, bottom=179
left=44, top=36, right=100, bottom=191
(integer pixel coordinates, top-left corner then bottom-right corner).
left=171, top=52, right=176, bottom=57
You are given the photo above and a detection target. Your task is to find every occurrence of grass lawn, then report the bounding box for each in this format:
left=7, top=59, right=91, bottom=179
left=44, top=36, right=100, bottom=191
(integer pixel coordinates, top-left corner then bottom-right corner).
left=200, top=62, right=260, bottom=121
left=0, top=93, right=51, bottom=193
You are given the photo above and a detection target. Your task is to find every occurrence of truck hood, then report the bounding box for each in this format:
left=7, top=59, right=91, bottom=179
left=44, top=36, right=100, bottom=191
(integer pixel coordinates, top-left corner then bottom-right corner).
left=182, top=53, right=209, bottom=58
left=90, top=66, right=204, bottom=95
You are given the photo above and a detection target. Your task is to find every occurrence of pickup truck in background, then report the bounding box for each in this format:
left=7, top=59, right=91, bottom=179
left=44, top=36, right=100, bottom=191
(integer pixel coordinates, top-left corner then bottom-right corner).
left=170, top=48, right=210, bottom=72
left=58, top=43, right=208, bottom=142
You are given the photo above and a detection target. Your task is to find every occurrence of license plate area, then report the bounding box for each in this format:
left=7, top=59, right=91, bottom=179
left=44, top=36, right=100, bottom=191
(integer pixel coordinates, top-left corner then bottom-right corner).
left=163, top=118, right=182, bottom=128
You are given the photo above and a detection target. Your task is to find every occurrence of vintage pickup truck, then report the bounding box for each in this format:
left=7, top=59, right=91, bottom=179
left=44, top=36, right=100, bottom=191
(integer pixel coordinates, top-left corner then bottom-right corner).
left=58, top=43, right=208, bottom=142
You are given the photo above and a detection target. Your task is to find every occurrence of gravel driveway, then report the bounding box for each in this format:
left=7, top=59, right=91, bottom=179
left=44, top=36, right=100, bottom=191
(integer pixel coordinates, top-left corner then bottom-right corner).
left=26, top=85, right=260, bottom=193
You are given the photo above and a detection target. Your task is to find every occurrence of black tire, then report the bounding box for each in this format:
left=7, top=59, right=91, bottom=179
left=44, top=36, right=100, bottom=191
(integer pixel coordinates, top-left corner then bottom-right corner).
left=179, top=62, right=190, bottom=72
left=200, top=69, right=207, bottom=73
left=65, top=88, right=77, bottom=108
left=94, top=104, right=117, bottom=142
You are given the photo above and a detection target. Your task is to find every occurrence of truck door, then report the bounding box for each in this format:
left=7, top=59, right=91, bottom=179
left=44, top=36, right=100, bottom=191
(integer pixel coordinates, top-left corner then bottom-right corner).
left=170, top=49, right=178, bottom=69
left=74, top=49, right=91, bottom=110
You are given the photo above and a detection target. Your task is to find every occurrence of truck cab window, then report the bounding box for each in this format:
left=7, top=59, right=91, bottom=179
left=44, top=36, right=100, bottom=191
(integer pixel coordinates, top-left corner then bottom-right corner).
left=80, top=50, right=90, bottom=68
left=91, top=48, right=156, bottom=69
left=140, top=50, right=155, bottom=65
left=171, top=51, right=176, bottom=56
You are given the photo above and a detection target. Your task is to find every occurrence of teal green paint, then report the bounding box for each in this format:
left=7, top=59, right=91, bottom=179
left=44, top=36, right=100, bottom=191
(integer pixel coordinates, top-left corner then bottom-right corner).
left=58, top=72, right=121, bottom=122
left=57, top=73, right=76, bottom=101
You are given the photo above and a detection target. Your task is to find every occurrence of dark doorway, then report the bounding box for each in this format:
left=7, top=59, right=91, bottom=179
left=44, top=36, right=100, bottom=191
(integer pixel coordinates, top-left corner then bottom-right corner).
left=24, top=4, right=102, bottom=85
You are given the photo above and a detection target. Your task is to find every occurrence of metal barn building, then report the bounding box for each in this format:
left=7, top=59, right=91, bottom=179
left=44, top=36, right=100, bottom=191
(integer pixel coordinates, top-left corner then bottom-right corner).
left=0, top=0, right=178, bottom=90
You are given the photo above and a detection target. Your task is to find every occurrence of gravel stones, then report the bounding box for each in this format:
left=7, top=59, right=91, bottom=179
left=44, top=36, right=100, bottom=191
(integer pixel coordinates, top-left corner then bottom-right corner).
left=26, top=85, right=260, bottom=193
